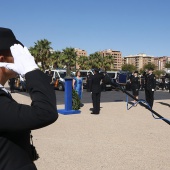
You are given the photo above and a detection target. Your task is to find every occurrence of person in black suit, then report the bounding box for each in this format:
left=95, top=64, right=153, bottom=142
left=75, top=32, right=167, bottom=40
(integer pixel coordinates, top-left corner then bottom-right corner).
left=9, top=77, right=16, bottom=93
left=90, top=68, right=103, bottom=114
left=46, top=69, right=53, bottom=84
left=130, top=71, right=140, bottom=104
left=145, top=68, right=156, bottom=109
left=0, top=27, right=58, bottom=170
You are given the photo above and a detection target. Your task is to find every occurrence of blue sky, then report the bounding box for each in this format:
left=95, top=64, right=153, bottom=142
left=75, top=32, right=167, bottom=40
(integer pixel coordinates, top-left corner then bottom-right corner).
left=1, top=0, right=170, bottom=57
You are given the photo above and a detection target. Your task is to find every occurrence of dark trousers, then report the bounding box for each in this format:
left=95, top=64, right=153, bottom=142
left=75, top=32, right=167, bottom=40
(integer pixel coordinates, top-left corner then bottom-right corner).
left=140, top=83, right=144, bottom=90
left=10, top=82, right=15, bottom=92
left=86, top=82, right=90, bottom=92
left=92, top=92, right=101, bottom=113
left=145, top=89, right=154, bottom=108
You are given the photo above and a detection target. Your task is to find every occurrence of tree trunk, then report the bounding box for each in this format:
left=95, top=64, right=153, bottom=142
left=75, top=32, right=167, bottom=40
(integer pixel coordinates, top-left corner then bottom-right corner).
left=66, top=64, right=71, bottom=77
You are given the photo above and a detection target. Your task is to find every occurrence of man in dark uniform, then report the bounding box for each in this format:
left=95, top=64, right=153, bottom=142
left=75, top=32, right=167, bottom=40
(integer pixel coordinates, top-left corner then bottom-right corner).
left=161, top=76, right=166, bottom=90
left=9, top=77, right=16, bottom=93
left=46, top=69, right=53, bottom=84
left=0, top=28, right=58, bottom=170
left=101, top=72, right=107, bottom=92
left=165, top=73, right=170, bottom=93
left=130, top=71, right=140, bottom=104
left=90, top=68, right=103, bottom=114
left=145, top=68, right=156, bottom=109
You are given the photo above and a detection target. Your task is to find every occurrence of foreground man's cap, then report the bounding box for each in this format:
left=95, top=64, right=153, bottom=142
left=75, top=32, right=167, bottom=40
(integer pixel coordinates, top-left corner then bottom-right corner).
left=0, top=27, right=24, bottom=50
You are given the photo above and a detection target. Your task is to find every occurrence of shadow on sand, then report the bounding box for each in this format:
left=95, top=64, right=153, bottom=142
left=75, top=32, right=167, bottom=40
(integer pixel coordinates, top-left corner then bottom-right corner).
left=157, top=102, right=170, bottom=108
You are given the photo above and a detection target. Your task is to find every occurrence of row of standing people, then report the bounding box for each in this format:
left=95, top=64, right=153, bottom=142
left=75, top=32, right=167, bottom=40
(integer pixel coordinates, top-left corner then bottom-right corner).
left=8, top=75, right=26, bottom=93
left=72, top=69, right=103, bottom=114
left=130, top=68, right=156, bottom=109
left=71, top=68, right=157, bottom=113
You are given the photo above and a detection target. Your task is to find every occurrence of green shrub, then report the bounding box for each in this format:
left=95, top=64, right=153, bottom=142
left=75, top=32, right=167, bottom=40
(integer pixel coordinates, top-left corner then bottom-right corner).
left=72, top=89, right=81, bottom=110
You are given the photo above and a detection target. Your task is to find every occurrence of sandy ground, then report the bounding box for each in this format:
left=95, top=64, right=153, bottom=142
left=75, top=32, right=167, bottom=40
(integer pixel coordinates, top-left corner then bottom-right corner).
left=9, top=90, right=170, bottom=170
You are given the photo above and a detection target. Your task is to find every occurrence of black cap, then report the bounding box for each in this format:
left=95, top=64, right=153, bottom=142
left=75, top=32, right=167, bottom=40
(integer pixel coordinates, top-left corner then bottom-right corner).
left=134, top=71, right=138, bottom=74
left=94, top=68, right=99, bottom=72
left=0, top=27, right=23, bottom=50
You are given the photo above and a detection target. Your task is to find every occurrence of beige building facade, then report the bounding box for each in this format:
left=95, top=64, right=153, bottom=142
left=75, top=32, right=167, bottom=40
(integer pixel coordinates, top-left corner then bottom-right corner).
left=154, top=56, right=170, bottom=71
left=99, top=49, right=122, bottom=70
left=123, top=53, right=155, bottom=70
left=75, top=48, right=87, bottom=57
left=74, top=48, right=88, bottom=69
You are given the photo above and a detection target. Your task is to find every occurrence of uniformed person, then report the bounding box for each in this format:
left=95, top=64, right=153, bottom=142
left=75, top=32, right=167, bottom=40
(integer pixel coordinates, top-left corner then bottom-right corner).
left=90, top=68, right=103, bottom=114
left=0, top=27, right=58, bottom=170
left=9, top=77, right=16, bottom=93
left=145, top=68, right=156, bottom=109
left=130, top=71, right=140, bottom=104
left=46, top=69, right=53, bottom=84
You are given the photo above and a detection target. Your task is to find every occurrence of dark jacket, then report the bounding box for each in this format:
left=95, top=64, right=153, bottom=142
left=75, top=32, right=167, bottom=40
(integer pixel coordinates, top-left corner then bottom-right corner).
left=145, top=73, right=156, bottom=90
left=130, top=76, right=140, bottom=90
left=90, top=73, right=103, bottom=93
left=86, top=74, right=92, bottom=89
left=0, top=70, right=58, bottom=170
left=9, top=77, right=16, bottom=85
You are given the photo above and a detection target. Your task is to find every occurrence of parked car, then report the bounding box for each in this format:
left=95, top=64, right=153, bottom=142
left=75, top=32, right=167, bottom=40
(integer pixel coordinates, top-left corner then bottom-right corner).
left=99, top=71, right=113, bottom=91
left=45, top=69, right=74, bottom=91
left=116, top=71, right=132, bottom=91
left=78, top=70, right=89, bottom=89
left=107, top=71, right=119, bottom=89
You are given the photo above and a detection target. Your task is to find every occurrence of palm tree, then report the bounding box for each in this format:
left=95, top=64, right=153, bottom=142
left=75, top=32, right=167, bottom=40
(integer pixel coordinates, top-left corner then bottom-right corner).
left=77, top=56, right=89, bottom=70
left=50, top=51, right=63, bottom=69
left=29, top=39, right=52, bottom=71
left=88, top=52, right=102, bottom=69
left=60, top=47, right=77, bottom=76
left=101, top=55, right=114, bottom=71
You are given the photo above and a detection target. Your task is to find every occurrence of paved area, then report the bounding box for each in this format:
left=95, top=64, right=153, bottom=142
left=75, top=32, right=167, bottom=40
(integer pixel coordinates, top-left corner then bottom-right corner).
left=55, top=89, right=170, bottom=105
left=6, top=84, right=170, bottom=170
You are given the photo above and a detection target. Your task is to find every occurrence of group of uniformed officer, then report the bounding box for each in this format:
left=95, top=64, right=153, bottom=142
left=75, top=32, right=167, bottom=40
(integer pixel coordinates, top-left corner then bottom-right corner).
left=89, top=67, right=157, bottom=112
left=130, top=68, right=156, bottom=109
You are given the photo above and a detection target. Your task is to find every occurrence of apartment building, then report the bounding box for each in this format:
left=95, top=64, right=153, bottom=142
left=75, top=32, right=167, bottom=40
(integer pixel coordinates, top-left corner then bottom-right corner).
left=123, top=53, right=155, bottom=70
left=99, top=49, right=122, bottom=70
left=74, top=48, right=88, bottom=69
left=75, top=48, right=87, bottom=57
left=154, top=56, right=170, bottom=70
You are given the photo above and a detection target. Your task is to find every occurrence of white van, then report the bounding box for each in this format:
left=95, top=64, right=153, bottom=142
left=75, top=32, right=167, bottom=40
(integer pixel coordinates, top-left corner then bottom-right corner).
left=107, top=71, right=119, bottom=80
left=45, top=69, right=74, bottom=91
left=105, top=71, right=119, bottom=89
left=73, top=70, right=94, bottom=89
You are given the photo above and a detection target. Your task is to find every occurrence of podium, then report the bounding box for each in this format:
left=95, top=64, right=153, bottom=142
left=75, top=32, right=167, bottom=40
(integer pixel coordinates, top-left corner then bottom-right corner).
left=58, top=77, right=81, bottom=115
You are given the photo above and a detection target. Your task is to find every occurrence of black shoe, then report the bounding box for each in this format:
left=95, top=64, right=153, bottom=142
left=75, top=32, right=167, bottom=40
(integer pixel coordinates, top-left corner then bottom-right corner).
left=91, top=112, right=99, bottom=114
left=80, top=103, right=84, bottom=107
